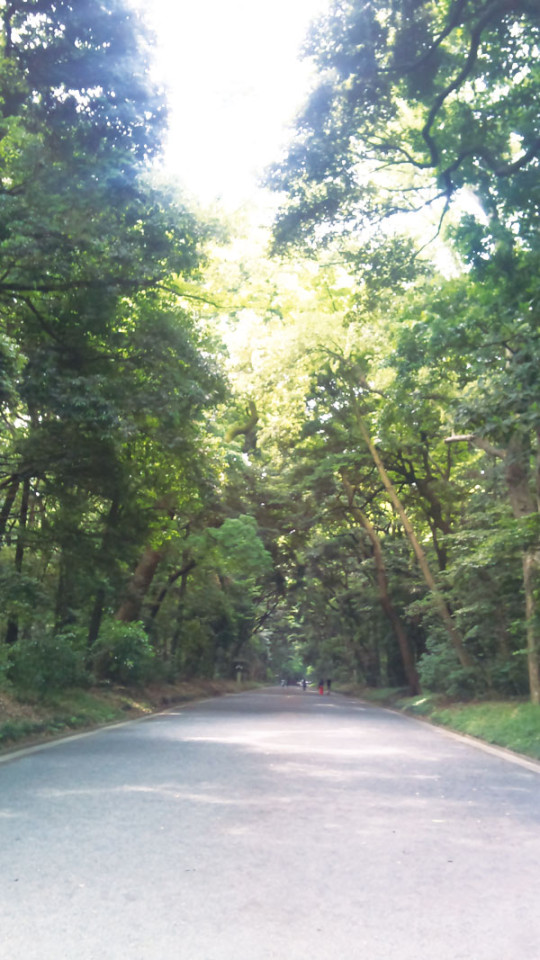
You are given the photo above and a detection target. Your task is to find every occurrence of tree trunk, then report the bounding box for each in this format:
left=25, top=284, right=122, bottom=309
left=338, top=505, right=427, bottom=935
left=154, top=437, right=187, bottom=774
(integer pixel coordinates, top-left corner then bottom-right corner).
left=505, top=435, right=540, bottom=704
left=353, top=406, right=473, bottom=668
left=5, top=476, right=30, bottom=645
left=171, top=564, right=193, bottom=657
left=446, top=430, right=540, bottom=702
left=115, top=546, right=164, bottom=623
left=114, top=495, right=176, bottom=624
left=54, top=549, right=71, bottom=631
left=225, top=400, right=259, bottom=449
left=88, top=586, right=106, bottom=648
left=87, top=497, right=120, bottom=647
left=149, top=558, right=196, bottom=622
left=0, top=476, right=20, bottom=544
left=341, top=476, right=421, bottom=694
left=521, top=547, right=540, bottom=704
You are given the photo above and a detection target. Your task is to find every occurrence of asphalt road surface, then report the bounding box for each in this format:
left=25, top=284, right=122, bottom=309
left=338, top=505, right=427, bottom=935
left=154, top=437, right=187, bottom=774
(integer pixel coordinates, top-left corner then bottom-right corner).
left=1, top=687, right=540, bottom=960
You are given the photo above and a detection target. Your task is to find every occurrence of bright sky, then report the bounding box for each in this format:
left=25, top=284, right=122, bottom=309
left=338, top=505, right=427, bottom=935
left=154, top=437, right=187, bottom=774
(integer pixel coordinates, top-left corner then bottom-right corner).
left=133, top=0, right=329, bottom=210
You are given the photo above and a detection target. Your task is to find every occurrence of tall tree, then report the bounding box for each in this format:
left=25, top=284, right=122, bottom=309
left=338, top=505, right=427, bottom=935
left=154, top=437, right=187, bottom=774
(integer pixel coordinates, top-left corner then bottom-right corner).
left=393, top=266, right=540, bottom=700
left=265, top=0, right=540, bottom=701
left=0, top=1, right=226, bottom=657
left=268, top=0, right=540, bottom=250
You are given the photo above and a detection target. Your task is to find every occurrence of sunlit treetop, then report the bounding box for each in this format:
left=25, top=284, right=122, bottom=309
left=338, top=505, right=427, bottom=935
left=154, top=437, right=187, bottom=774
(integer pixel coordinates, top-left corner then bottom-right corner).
left=1, top=0, right=165, bottom=161
left=268, top=0, right=540, bottom=253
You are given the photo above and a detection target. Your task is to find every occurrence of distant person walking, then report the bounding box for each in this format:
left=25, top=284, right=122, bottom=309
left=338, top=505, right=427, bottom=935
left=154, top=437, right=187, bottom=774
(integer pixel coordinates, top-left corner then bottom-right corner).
left=302, top=679, right=307, bottom=691
left=318, top=679, right=324, bottom=696
left=326, top=678, right=332, bottom=695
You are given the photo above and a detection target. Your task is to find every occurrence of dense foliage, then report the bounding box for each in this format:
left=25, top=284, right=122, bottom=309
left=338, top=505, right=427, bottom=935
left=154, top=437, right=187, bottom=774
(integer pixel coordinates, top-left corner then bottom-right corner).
left=269, top=0, right=540, bottom=251
left=0, top=1, right=275, bottom=690
left=262, top=0, right=540, bottom=701
left=0, top=0, right=538, bottom=706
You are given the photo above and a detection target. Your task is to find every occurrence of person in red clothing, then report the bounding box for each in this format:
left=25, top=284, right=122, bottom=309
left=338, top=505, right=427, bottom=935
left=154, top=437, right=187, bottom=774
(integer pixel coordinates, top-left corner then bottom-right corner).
left=318, top=679, right=324, bottom=695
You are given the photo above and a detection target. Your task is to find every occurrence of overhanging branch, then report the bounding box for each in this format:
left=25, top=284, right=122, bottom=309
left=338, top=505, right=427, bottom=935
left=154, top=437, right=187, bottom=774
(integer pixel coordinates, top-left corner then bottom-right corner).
left=445, top=434, right=507, bottom=459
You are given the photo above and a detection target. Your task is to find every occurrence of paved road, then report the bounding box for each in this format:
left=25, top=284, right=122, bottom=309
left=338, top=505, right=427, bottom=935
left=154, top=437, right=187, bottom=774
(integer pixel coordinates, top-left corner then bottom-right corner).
left=1, top=688, right=539, bottom=959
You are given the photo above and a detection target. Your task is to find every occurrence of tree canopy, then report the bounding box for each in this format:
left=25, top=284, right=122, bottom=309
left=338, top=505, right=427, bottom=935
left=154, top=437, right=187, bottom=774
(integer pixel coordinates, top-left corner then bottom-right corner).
left=268, top=0, right=540, bottom=253
left=1, top=0, right=539, bottom=708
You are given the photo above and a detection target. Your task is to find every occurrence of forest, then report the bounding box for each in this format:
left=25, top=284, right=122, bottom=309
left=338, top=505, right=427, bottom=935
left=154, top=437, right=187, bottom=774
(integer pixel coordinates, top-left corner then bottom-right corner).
left=0, top=0, right=539, bottom=711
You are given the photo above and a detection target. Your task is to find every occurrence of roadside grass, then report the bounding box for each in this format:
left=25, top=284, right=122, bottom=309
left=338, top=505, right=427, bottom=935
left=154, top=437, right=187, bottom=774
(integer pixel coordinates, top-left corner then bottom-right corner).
left=0, top=679, right=252, bottom=753
left=406, top=698, right=540, bottom=760
left=338, top=685, right=403, bottom=705
left=336, top=684, right=540, bottom=762
left=4, top=679, right=540, bottom=762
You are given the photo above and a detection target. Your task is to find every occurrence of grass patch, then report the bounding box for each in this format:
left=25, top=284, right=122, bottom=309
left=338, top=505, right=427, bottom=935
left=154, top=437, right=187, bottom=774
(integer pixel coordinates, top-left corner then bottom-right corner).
left=0, top=689, right=131, bottom=748
left=425, top=701, right=540, bottom=760
left=337, top=683, right=410, bottom=704
left=0, top=718, right=48, bottom=743
left=336, top=684, right=540, bottom=762
left=0, top=678, right=256, bottom=752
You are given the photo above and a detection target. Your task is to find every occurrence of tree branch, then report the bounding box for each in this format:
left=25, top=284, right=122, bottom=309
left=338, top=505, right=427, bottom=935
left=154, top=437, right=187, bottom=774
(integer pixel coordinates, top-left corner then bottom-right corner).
left=421, top=1, right=519, bottom=174
left=445, top=434, right=507, bottom=459
left=0, top=275, right=165, bottom=295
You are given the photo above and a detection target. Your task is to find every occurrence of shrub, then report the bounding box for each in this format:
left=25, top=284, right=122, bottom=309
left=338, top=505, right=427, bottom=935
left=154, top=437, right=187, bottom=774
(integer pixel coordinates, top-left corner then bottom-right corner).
left=8, top=630, right=89, bottom=695
left=91, top=619, right=155, bottom=685
left=418, top=636, right=486, bottom=700
left=0, top=642, right=11, bottom=689
left=488, top=657, right=529, bottom=697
